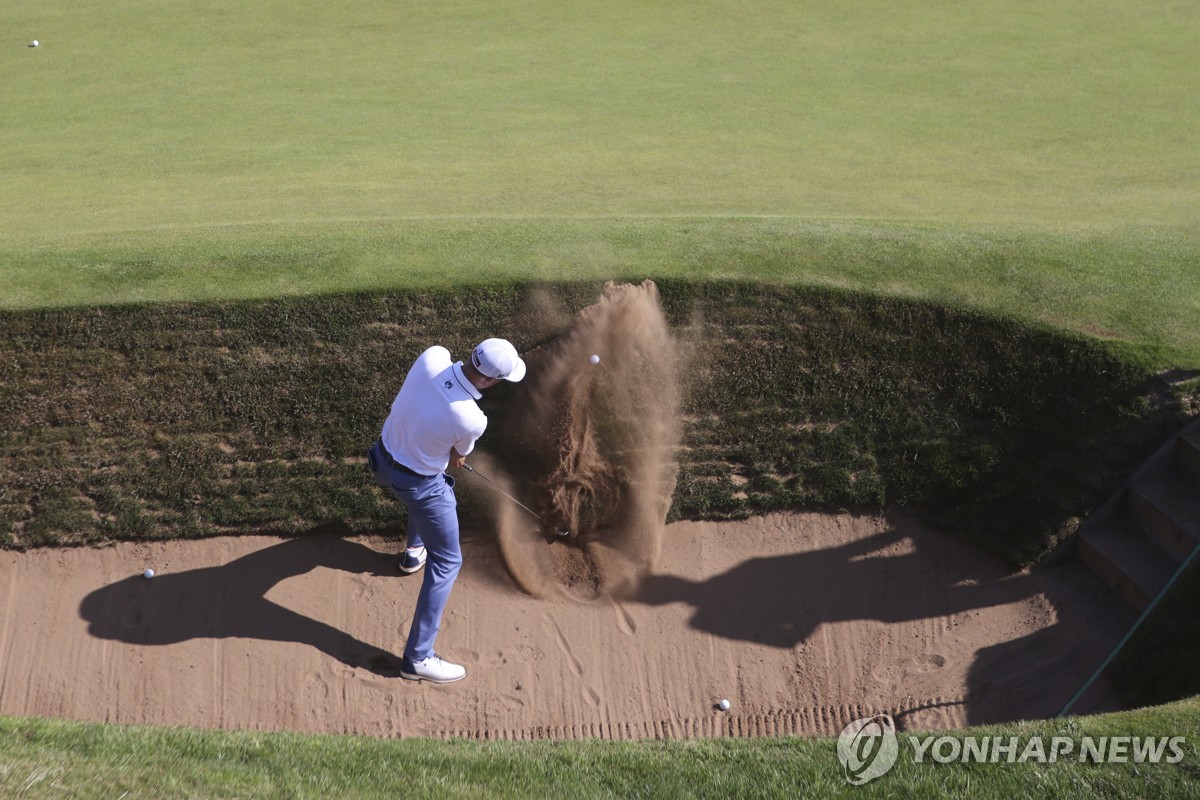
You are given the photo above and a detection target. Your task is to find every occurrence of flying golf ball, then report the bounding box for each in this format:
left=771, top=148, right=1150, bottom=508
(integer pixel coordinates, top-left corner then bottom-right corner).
left=718, top=698, right=730, bottom=711
left=589, top=354, right=600, bottom=364
left=143, top=568, right=155, bottom=579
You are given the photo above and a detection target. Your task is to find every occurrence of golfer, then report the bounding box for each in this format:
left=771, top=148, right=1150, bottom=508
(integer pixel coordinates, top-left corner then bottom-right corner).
left=368, top=338, right=526, bottom=683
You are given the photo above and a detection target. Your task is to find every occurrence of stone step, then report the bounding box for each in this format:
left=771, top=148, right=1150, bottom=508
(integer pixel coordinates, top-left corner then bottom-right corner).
left=1127, top=471, right=1200, bottom=562
left=1076, top=516, right=1178, bottom=611
left=1179, top=434, right=1200, bottom=487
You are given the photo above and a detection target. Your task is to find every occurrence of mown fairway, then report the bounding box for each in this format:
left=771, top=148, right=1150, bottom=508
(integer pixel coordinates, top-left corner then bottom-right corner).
left=5, top=0, right=1198, bottom=232
left=2, top=1, right=1198, bottom=364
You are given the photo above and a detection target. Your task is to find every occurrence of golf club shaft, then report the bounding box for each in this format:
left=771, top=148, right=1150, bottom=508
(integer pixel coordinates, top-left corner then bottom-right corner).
left=462, top=464, right=544, bottom=522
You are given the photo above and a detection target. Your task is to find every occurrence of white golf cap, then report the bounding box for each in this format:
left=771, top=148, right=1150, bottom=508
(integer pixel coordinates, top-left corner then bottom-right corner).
left=470, top=338, right=527, bottom=382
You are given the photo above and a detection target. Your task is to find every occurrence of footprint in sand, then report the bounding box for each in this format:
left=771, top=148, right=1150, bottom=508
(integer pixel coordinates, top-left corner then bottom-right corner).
left=583, top=686, right=601, bottom=706
left=544, top=613, right=584, bottom=676
left=871, top=653, right=947, bottom=689
left=611, top=599, right=637, bottom=636
left=305, top=672, right=331, bottom=699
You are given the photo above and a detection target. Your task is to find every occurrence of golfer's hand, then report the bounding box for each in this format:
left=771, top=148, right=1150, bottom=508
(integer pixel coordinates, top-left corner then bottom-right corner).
left=449, top=449, right=467, bottom=470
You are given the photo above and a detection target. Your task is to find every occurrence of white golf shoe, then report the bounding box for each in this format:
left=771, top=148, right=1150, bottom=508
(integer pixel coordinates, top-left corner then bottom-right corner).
left=398, top=546, right=427, bottom=574
left=401, top=653, right=467, bottom=684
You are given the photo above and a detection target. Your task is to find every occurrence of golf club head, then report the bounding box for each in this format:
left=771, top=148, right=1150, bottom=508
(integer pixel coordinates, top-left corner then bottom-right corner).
left=542, top=526, right=571, bottom=543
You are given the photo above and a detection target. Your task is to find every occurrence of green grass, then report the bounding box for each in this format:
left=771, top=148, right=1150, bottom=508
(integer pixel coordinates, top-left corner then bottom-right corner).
left=3, top=699, right=1200, bottom=799
left=3, top=1, right=1197, bottom=234
left=2, top=220, right=1199, bottom=367
left=2, top=1, right=1199, bottom=365
left=3, top=0, right=1200, bottom=793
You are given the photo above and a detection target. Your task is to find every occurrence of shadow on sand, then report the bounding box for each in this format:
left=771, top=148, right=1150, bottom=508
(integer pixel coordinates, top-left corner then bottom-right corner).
left=77, top=515, right=1125, bottom=726
left=636, top=517, right=1128, bottom=725
left=78, top=526, right=409, bottom=677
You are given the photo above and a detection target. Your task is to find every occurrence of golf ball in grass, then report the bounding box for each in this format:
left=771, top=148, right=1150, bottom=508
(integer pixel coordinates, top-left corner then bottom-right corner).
left=143, top=568, right=155, bottom=579
left=589, top=354, right=600, bottom=364
left=30, top=40, right=39, bottom=47
left=718, top=698, right=730, bottom=711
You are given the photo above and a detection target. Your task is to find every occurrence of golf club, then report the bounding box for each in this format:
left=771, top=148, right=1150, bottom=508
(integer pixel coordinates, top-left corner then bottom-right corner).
left=463, top=464, right=569, bottom=536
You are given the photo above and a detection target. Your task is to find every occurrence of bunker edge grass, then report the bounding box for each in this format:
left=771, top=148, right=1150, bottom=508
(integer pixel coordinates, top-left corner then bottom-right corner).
left=3, top=219, right=1199, bottom=369
left=1, top=697, right=1199, bottom=799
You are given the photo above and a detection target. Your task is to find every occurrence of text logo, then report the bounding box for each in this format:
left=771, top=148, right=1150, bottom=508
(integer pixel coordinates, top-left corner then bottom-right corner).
left=837, top=714, right=899, bottom=785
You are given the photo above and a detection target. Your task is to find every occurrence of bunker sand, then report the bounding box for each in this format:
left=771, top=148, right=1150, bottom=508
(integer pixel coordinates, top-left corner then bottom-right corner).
left=0, top=512, right=1126, bottom=739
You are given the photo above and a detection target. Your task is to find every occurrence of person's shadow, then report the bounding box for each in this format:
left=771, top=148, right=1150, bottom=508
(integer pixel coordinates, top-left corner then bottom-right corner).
left=78, top=528, right=409, bottom=677
left=636, top=517, right=1128, bottom=725
left=636, top=524, right=1037, bottom=648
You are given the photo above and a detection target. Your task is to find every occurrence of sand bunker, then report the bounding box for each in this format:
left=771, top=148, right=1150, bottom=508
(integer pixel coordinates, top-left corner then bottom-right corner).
left=483, top=280, right=680, bottom=598
left=0, top=283, right=1133, bottom=739
left=1, top=512, right=1128, bottom=740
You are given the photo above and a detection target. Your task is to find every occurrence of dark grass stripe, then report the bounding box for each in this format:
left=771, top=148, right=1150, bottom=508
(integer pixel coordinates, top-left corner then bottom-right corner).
left=0, top=280, right=1192, bottom=569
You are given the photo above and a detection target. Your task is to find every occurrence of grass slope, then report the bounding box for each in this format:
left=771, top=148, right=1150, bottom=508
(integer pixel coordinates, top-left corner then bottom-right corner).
left=3, top=220, right=1199, bottom=369
left=2, top=699, right=1199, bottom=799
left=2, top=282, right=1191, bottom=568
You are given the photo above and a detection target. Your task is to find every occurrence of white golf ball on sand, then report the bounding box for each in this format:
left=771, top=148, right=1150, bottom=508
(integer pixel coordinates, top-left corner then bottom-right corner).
left=718, top=698, right=730, bottom=711
left=143, top=568, right=155, bottom=579
left=589, top=354, right=600, bottom=364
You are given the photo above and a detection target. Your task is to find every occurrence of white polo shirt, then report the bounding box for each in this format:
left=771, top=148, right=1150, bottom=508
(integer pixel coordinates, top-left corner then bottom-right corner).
left=381, top=346, right=488, bottom=476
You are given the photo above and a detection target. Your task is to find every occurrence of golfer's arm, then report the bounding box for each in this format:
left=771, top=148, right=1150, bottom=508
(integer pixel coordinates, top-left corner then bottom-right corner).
left=450, top=424, right=484, bottom=470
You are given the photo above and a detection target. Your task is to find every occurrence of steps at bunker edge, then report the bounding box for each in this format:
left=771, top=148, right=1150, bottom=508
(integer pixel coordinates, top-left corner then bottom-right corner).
left=1179, top=434, right=1200, bottom=487
left=1126, top=472, right=1200, bottom=563
left=1074, top=420, right=1200, bottom=612
left=1077, top=516, right=1177, bottom=611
